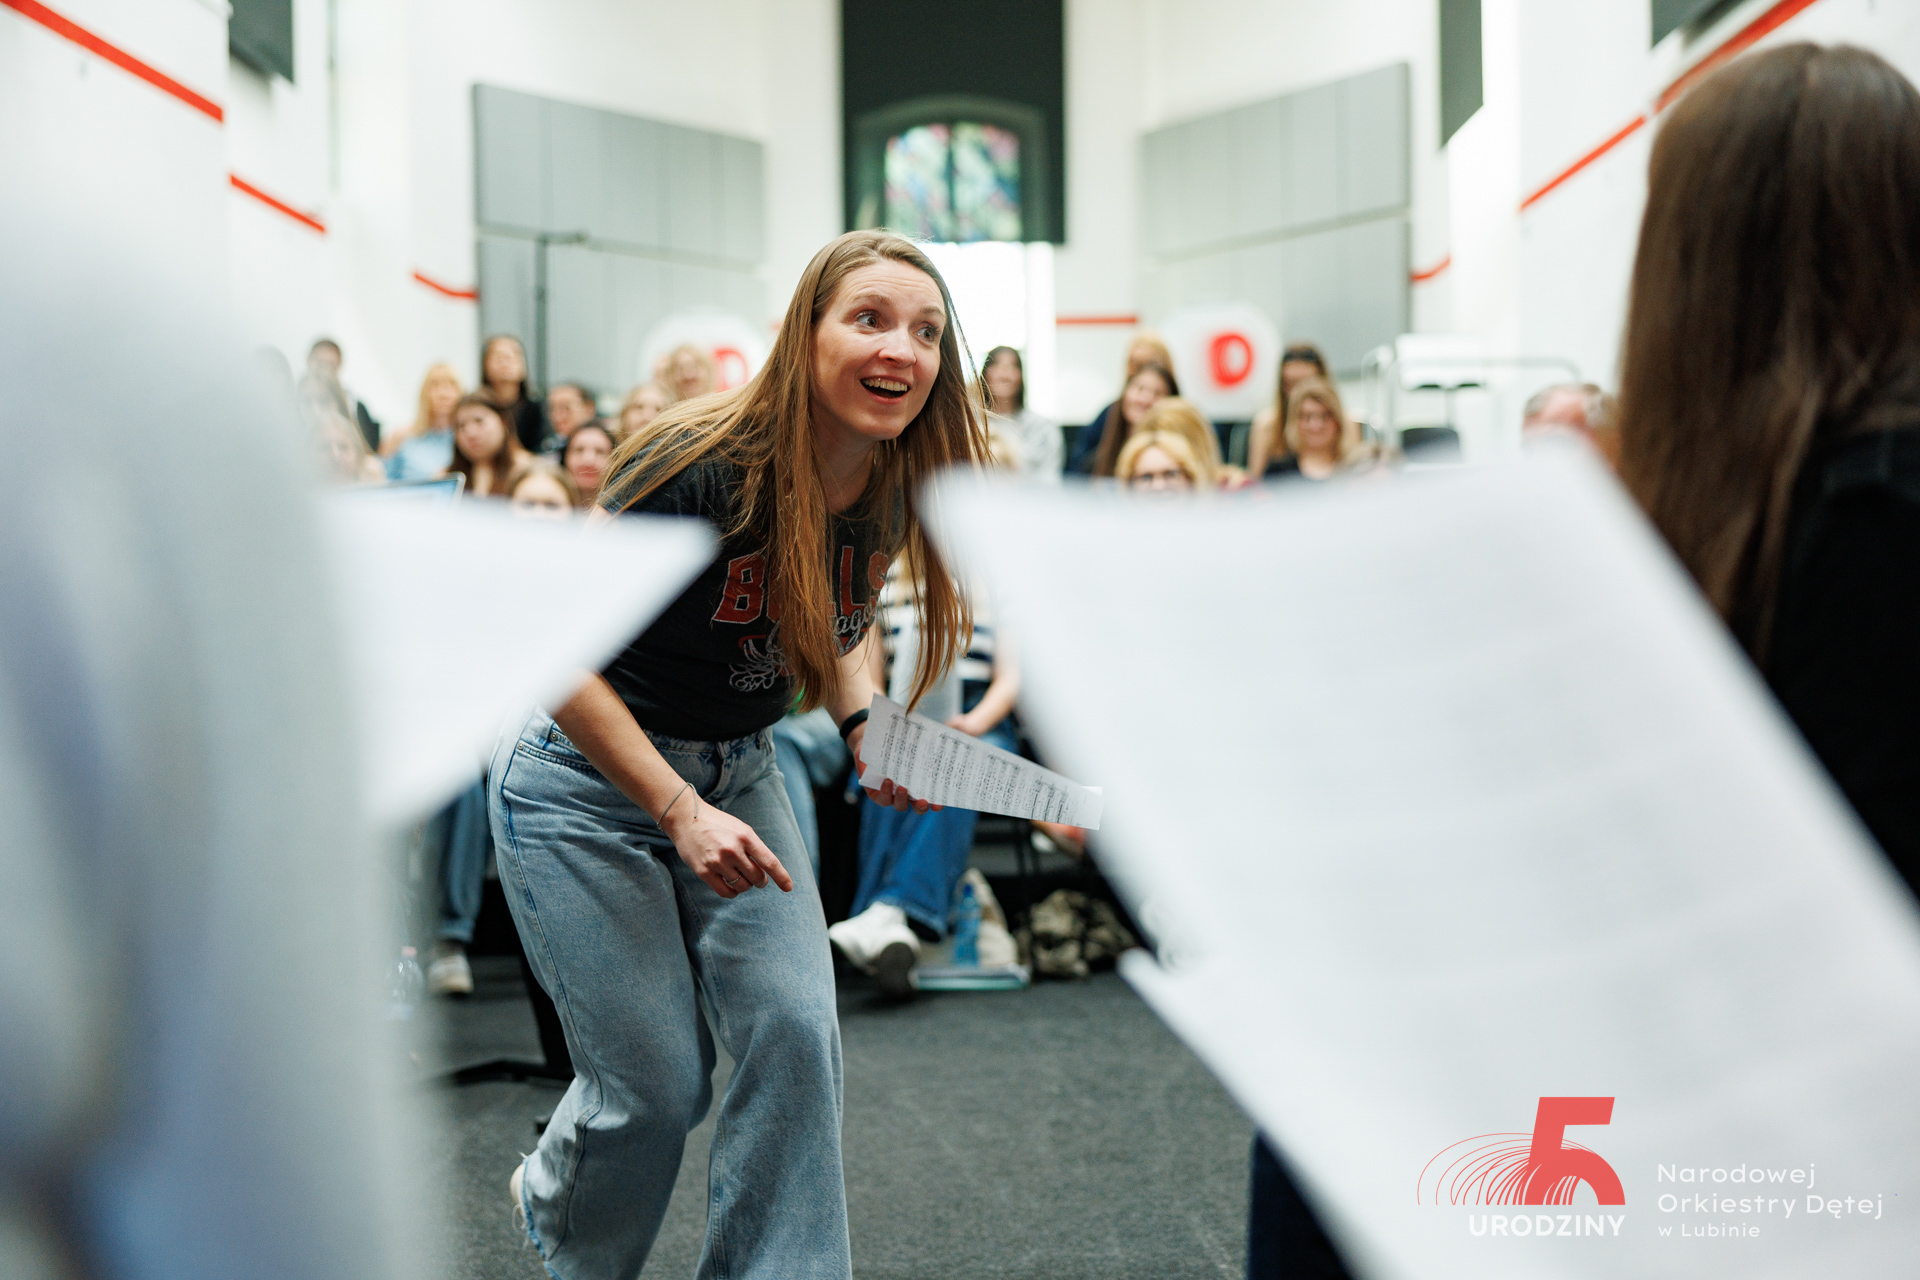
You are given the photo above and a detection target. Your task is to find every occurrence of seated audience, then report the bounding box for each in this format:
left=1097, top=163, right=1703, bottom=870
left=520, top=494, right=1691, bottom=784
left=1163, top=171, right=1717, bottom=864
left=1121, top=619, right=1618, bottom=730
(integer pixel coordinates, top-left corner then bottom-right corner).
left=543, top=381, right=598, bottom=454
left=1116, top=429, right=1210, bottom=492
left=978, top=345, right=1062, bottom=481
left=1089, top=361, right=1179, bottom=478
left=1618, top=41, right=1920, bottom=897
left=446, top=392, right=527, bottom=498
left=1134, top=397, right=1225, bottom=484
left=480, top=334, right=547, bottom=453
left=1067, top=331, right=1175, bottom=474
left=619, top=381, right=668, bottom=437
left=423, top=781, right=489, bottom=997
left=507, top=460, right=578, bottom=518
left=1264, top=377, right=1383, bottom=481
left=828, top=554, right=1022, bottom=996
left=767, top=702, right=849, bottom=884
left=385, top=363, right=463, bottom=481
left=1247, top=342, right=1331, bottom=475
left=561, top=421, right=616, bottom=507
left=666, top=343, right=718, bottom=403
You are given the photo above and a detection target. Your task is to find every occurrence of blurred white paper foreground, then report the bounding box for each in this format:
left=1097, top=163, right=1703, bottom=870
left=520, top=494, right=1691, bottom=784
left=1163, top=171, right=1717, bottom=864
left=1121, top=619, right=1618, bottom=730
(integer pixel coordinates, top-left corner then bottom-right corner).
left=858, top=694, right=1103, bottom=826
left=935, top=451, right=1920, bottom=1279
left=322, top=498, right=712, bottom=824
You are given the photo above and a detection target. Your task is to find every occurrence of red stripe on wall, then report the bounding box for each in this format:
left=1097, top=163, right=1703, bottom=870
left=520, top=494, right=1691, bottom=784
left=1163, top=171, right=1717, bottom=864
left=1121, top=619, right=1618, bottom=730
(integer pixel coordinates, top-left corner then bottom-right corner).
left=229, top=174, right=327, bottom=234
left=1, top=0, right=222, bottom=121
left=1410, top=255, right=1452, bottom=284
left=1056, top=314, right=1140, bottom=327
left=1519, top=115, right=1648, bottom=213
left=413, top=270, right=479, bottom=301
left=1519, top=0, right=1827, bottom=214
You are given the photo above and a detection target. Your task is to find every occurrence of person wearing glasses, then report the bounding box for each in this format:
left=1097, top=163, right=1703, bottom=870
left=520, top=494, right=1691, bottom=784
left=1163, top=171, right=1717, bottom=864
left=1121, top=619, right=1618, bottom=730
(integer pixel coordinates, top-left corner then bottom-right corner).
left=1116, top=429, right=1210, bottom=492
left=1246, top=342, right=1331, bottom=476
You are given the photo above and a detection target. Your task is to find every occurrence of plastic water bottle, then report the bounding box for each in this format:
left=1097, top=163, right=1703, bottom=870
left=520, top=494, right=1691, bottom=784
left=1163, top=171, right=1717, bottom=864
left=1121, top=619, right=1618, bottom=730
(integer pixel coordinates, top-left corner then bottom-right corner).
left=953, top=884, right=982, bottom=967
left=386, top=945, right=425, bottom=1022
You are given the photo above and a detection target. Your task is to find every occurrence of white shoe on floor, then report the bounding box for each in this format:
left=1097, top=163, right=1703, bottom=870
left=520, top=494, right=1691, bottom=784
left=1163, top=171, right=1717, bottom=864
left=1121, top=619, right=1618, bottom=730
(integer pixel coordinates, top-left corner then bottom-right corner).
left=427, top=943, right=473, bottom=997
left=508, top=1157, right=527, bottom=1231
left=828, top=902, right=921, bottom=996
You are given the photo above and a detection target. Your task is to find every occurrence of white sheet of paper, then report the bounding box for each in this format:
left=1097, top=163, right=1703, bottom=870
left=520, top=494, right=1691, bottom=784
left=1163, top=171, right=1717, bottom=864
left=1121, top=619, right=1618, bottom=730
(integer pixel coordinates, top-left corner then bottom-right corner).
left=934, top=452, right=1920, bottom=1278
left=323, top=498, right=713, bottom=825
left=857, top=693, right=1103, bottom=828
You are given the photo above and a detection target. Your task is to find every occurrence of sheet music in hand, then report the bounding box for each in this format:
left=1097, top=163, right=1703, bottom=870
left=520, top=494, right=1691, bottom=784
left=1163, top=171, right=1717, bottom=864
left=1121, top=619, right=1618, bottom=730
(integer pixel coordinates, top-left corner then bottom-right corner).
left=855, top=694, right=1103, bottom=828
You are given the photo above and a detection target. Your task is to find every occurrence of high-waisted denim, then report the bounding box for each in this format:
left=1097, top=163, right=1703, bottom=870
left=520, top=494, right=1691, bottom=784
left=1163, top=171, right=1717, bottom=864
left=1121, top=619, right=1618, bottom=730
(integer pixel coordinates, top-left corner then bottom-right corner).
left=488, top=710, right=849, bottom=1280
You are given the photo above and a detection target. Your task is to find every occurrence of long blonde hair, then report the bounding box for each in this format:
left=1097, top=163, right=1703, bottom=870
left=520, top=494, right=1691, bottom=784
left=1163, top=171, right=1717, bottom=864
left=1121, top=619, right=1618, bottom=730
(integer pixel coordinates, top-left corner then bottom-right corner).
left=412, top=363, right=463, bottom=435
left=603, top=230, right=988, bottom=711
left=1135, top=397, right=1222, bottom=483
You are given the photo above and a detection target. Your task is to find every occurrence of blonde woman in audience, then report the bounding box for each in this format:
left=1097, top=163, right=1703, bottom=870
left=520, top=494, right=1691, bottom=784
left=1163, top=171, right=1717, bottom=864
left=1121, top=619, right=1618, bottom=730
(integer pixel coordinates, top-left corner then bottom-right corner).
left=445, top=392, right=527, bottom=498
left=666, top=343, right=718, bottom=402
left=1089, top=361, right=1178, bottom=478
left=1116, top=429, right=1210, bottom=492
left=1067, top=331, right=1174, bottom=473
left=1133, top=397, right=1224, bottom=484
left=619, top=381, right=668, bottom=437
left=1247, top=342, right=1331, bottom=475
left=508, top=460, right=579, bottom=519
left=562, top=421, right=616, bottom=507
left=1265, top=377, right=1382, bottom=482
left=385, top=363, right=463, bottom=480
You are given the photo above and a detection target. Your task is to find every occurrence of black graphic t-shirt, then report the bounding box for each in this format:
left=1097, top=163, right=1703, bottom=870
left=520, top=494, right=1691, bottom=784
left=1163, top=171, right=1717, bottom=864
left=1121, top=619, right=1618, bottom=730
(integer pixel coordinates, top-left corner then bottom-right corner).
left=599, top=454, right=895, bottom=741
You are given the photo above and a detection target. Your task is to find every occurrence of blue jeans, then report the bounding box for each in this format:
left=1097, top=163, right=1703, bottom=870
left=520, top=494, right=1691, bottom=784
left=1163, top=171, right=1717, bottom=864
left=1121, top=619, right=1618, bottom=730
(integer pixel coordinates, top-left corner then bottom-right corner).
left=851, top=718, right=1017, bottom=938
left=768, top=707, right=849, bottom=882
left=426, top=778, right=491, bottom=944
left=489, top=711, right=849, bottom=1280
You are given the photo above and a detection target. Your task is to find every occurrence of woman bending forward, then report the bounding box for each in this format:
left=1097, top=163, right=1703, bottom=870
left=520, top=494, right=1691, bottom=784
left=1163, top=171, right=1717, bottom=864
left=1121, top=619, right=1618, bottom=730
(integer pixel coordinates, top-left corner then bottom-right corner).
left=490, top=230, right=984, bottom=1278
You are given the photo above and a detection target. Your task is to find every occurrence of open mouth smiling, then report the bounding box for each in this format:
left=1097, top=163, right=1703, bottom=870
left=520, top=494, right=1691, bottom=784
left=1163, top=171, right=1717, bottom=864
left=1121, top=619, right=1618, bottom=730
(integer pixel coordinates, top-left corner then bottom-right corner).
left=861, top=377, right=910, bottom=400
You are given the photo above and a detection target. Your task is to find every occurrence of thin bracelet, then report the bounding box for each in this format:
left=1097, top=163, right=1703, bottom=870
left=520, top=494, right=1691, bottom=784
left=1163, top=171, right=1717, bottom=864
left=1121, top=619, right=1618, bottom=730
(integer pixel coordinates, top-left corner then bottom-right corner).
left=838, top=708, right=870, bottom=742
left=660, top=781, right=697, bottom=825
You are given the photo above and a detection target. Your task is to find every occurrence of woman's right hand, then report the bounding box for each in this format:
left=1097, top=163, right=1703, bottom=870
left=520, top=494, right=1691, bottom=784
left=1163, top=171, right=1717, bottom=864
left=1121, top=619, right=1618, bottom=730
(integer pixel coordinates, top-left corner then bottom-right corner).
left=661, top=798, right=793, bottom=898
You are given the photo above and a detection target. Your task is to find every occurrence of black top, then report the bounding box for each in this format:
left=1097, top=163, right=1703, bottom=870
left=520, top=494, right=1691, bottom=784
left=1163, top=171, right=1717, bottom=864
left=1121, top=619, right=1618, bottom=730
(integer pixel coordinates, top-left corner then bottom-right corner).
left=599, top=454, right=895, bottom=741
left=1263, top=455, right=1304, bottom=480
left=506, top=397, right=548, bottom=454
left=1765, top=428, right=1920, bottom=898
left=1066, top=400, right=1118, bottom=475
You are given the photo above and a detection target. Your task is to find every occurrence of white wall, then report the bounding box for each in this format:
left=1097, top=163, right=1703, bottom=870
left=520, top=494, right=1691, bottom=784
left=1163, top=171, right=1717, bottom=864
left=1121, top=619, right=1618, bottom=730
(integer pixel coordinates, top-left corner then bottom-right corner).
left=2, top=0, right=229, bottom=313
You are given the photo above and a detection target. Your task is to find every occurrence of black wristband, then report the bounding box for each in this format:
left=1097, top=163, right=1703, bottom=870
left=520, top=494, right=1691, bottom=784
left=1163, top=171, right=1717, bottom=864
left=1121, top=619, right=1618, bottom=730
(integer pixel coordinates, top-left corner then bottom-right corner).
left=837, top=708, right=870, bottom=742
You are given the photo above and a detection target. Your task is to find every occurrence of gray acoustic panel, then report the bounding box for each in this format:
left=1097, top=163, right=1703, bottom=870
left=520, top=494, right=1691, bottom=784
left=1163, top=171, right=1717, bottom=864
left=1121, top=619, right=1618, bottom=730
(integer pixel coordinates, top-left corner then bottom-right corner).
left=545, top=98, right=605, bottom=240
left=545, top=243, right=614, bottom=392
left=1234, top=239, right=1288, bottom=337
left=473, top=86, right=547, bottom=231
left=1140, top=126, right=1178, bottom=256
left=718, top=134, right=765, bottom=263
left=1236, top=96, right=1288, bottom=242
left=1337, top=63, right=1410, bottom=218
left=1185, top=115, right=1233, bottom=252
left=665, top=126, right=720, bottom=258
left=1285, top=82, right=1340, bottom=231
left=476, top=234, right=536, bottom=350
left=1279, top=217, right=1408, bottom=373
left=601, top=113, right=664, bottom=248
left=610, top=256, right=671, bottom=391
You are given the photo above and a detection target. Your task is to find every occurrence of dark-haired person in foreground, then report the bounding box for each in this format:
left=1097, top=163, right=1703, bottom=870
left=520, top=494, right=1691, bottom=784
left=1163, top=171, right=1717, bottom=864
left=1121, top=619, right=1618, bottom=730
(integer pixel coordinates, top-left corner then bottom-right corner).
left=1618, top=42, right=1920, bottom=898
left=489, top=230, right=984, bottom=1278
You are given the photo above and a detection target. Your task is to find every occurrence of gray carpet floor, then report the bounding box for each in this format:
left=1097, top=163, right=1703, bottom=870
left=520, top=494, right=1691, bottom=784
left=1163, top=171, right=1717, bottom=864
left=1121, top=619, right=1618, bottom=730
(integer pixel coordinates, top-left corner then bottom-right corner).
left=416, top=956, right=1252, bottom=1279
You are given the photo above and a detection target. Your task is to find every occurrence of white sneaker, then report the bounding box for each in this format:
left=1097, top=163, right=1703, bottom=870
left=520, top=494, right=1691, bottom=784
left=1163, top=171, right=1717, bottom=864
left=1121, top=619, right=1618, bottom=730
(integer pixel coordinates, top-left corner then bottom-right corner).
left=509, top=1157, right=527, bottom=1232
left=828, top=902, right=920, bottom=997
left=427, top=943, right=473, bottom=997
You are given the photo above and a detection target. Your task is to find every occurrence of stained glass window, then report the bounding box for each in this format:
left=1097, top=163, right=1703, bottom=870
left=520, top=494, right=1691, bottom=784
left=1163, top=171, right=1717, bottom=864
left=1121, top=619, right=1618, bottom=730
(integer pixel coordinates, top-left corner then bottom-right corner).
left=883, top=122, right=1022, bottom=243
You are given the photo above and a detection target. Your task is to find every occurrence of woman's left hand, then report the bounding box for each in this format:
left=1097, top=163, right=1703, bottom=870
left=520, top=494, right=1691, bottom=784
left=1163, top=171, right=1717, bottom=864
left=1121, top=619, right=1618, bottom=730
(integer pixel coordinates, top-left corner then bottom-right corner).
left=848, top=721, right=943, bottom=814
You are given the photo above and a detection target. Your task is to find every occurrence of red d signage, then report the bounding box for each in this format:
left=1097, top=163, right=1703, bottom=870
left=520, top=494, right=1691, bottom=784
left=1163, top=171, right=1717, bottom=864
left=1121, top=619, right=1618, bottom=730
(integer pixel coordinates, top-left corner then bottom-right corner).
left=1209, top=331, right=1254, bottom=388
